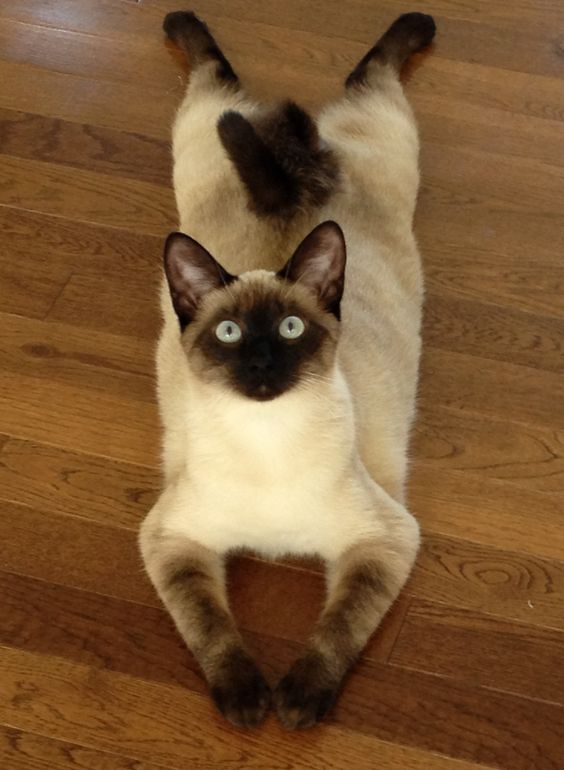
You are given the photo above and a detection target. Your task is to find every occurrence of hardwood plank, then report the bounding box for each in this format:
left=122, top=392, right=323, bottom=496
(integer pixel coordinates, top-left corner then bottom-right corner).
left=338, top=656, right=564, bottom=770
left=411, top=464, right=564, bottom=560
left=412, top=535, right=564, bottom=632
left=0, top=645, right=497, bottom=770
left=0, top=207, right=162, bottom=322
left=0, top=725, right=172, bottom=770
left=420, top=99, right=564, bottom=170
left=0, top=726, right=488, bottom=770
left=421, top=143, right=564, bottom=220
left=0, top=571, right=205, bottom=694
left=413, top=405, right=564, bottom=493
left=0, top=18, right=184, bottom=91
left=416, top=57, right=564, bottom=128
left=0, top=207, right=162, bottom=273
left=424, top=253, right=564, bottom=321
left=420, top=348, right=564, bottom=432
left=0, top=371, right=159, bottom=466
left=0, top=314, right=154, bottom=401
left=0, top=59, right=177, bottom=140
left=0, top=439, right=159, bottom=529
left=1, top=644, right=561, bottom=769
left=47, top=269, right=161, bottom=338
left=0, top=501, right=157, bottom=606
left=0, top=155, right=175, bottom=235
left=0, top=250, right=71, bottom=320
left=390, top=599, right=564, bottom=705
left=0, top=108, right=171, bottom=187
left=423, top=293, right=564, bottom=373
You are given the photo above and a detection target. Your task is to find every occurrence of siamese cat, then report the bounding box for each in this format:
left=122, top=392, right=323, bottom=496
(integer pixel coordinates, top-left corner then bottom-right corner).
left=140, top=10, right=435, bottom=729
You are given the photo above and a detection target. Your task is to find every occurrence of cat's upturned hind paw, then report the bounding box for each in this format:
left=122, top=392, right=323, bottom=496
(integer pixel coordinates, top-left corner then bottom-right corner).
left=163, top=10, right=238, bottom=84
left=346, top=11, right=436, bottom=87
left=210, top=648, right=271, bottom=729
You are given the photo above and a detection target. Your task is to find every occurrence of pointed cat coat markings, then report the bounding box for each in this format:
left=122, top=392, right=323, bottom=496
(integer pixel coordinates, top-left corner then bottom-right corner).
left=218, top=104, right=340, bottom=217
left=164, top=222, right=345, bottom=400
left=147, top=535, right=271, bottom=728
left=141, top=10, right=434, bottom=729
left=346, top=12, right=436, bottom=88
left=163, top=11, right=238, bottom=86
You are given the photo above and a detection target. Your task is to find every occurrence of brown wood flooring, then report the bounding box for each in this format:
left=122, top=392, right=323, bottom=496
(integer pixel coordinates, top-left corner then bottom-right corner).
left=1, top=1, right=563, bottom=768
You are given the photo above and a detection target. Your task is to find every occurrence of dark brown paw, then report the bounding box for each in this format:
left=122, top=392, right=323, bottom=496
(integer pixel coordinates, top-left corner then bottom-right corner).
left=163, top=11, right=205, bottom=41
left=210, top=648, right=271, bottom=729
left=386, top=12, right=436, bottom=54
left=346, top=11, right=436, bottom=86
left=273, top=652, right=339, bottom=730
left=162, top=10, right=237, bottom=82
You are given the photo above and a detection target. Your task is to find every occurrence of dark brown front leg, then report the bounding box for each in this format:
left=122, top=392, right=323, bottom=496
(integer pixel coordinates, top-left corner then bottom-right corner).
left=141, top=531, right=270, bottom=728
left=274, top=534, right=417, bottom=729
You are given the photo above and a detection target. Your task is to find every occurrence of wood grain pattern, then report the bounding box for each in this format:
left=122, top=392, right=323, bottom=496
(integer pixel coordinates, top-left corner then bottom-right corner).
left=0, top=313, right=154, bottom=400
left=0, top=59, right=177, bottom=139
left=411, top=464, right=564, bottom=560
left=390, top=599, right=564, bottom=704
left=2, top=645, right=562, bottom=770
left=424, top=293, right=564, bottom=373
left=0, top=206, right=163, bottom=274
left=412, top=535, right=564, bottom=632
left=0, top=155, right=175, bottom=234
left=0, top=726, right=171, bottom=770
left=0, top=439, right=158, bottom=528
left=47, top=269, right=161, bottom=338
left=1, top=0, right=563, bottom=766
left=0, top=108, right=171, bottom=186
left=0, top=371, right=159, bottom=465
left=0, top=727, right=492, bottom=770
left=420, top=348, right=564, bottom=432
left=413, top=405, right=564, bottom=493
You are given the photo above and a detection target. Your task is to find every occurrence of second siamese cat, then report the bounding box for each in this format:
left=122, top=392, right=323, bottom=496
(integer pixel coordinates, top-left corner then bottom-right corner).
left=140, top=10, right=435, bottom=729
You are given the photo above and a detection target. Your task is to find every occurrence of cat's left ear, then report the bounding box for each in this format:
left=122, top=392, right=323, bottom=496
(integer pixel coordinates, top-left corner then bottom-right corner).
left=278, top=221, right=346, bottom=319
left=163, top=232, right=236, bottom=327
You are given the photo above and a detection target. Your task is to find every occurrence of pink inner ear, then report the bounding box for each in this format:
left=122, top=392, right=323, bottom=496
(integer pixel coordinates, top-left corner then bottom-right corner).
left=282, top=221, right=346, bottom=306
left=164, top=232, right=236, bottom=323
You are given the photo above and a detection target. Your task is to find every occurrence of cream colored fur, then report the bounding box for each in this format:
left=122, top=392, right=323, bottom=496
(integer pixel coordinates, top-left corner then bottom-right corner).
left=141, top=62, right=421, bottom=581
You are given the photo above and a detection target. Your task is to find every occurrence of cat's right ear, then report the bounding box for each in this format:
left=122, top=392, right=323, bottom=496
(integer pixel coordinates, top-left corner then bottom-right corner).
left=163, top=232, right=236, bottom=328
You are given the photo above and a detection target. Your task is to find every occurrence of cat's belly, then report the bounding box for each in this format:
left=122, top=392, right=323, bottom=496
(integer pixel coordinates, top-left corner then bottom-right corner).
left=163, top=478, right=385, bottom=561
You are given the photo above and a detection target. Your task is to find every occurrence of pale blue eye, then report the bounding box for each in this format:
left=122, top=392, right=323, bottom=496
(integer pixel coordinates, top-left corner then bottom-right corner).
left=279, top=315, right=305, bottom=340
left=215, top=320, right=242, bottom=343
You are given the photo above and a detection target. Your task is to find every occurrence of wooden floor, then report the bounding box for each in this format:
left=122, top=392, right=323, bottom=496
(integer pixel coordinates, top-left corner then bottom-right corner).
left=1, top=1, right=563, bottom=768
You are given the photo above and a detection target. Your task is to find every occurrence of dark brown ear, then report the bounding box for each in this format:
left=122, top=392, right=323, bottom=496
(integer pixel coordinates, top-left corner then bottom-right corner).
left=163, top=232, right=236, bottom=328
left=277, top=221, right=346, bottom=319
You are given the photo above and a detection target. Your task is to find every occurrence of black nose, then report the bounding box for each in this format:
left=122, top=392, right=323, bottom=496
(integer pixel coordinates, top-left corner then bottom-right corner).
left=248, top=341, right=274, bottom=373
left=248, top=356, right=273, bottom=373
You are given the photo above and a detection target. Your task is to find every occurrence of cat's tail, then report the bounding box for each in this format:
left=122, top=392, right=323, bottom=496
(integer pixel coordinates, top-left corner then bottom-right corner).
left=217, top=101, right=339, bottom=218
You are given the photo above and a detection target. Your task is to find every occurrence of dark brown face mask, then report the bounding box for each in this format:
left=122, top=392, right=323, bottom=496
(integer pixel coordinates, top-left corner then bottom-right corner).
left=163, top=221, right=347, bottom=401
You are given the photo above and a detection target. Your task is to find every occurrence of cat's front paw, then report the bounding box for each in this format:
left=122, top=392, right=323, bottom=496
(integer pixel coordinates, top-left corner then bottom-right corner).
left=210, top=648, right=271, bottom=729
left=273, top=651, right=340, bottom=730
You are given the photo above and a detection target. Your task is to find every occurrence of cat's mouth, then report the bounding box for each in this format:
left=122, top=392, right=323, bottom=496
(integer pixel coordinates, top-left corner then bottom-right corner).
left=245, top=382, right=285, bottom=401
left=237, top=378, right=293, bottom=402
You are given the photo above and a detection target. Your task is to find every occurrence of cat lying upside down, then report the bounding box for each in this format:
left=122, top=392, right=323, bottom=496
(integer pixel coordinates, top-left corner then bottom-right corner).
left=139, top=9, right=436, bottom=729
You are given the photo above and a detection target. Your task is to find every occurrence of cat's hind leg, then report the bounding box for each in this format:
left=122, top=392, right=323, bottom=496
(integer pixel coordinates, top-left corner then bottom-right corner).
left=163, top=10, right=239, bottom=91
left=345, top=12, right=436, bottom=89
left=273, top=501, right=419, bottom=729
left=140, top=494, right=270, bottom=728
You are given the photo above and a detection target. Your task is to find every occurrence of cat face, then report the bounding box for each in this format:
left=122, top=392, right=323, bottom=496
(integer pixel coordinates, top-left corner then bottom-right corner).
left=164, top=221, right=346, bottom=401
